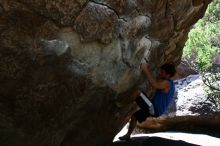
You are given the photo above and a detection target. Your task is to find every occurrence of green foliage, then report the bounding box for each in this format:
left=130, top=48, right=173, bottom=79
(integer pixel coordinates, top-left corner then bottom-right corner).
left=183, top=0, right=220, bottom=99
left=183, top=0, right=220, bottom=72
left=204, top=0, right=220, bottom=23
left=202, top=70, right=220, bottom=100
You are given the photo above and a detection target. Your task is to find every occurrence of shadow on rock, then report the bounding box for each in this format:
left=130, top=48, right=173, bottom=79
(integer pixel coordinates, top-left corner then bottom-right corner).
left=111, top=136, right=199, bottom=146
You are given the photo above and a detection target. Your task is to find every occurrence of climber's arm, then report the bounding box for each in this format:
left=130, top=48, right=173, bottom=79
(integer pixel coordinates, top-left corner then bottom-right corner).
left=140, top=64, right=169, bottom=90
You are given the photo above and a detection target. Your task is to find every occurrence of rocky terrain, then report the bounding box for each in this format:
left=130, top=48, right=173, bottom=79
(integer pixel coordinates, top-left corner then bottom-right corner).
left=0, top=0, right=212, bottom=146
left=169, top=74, right=220, bottom=116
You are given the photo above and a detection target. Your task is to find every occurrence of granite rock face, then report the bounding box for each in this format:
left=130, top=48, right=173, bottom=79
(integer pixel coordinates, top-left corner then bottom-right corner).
left=0, top=0, right=211, bottom=146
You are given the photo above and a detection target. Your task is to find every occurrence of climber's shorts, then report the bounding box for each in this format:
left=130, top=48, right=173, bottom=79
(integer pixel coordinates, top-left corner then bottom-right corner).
left=133, top=92, right=157, bottom=123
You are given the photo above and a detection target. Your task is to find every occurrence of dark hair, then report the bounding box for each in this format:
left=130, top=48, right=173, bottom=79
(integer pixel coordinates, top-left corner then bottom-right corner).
left=160, top=63, right=176, bottom=77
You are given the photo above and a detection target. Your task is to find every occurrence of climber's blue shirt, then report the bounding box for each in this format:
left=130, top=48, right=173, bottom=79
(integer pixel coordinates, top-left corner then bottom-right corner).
left=152, top=80, right=175, bottom=116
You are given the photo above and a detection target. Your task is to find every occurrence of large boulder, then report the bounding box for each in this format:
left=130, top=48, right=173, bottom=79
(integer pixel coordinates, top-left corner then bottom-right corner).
left=0, top=0, right=212, bottom=146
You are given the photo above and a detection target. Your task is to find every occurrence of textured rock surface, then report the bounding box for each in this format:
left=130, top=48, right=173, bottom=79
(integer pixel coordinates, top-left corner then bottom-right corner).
left=138, top=114, right=220, bottom=138
left=173, top=61, right=198, bottom=80
left=0, top=0, right=212, bottom=146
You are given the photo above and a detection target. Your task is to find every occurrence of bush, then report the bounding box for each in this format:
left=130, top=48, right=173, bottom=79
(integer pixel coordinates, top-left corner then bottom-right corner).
left=183, top=0, right=220, bottom=97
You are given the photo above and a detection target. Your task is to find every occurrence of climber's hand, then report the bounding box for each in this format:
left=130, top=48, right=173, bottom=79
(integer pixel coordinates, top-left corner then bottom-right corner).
left=140, top=63, right=148, bottom=71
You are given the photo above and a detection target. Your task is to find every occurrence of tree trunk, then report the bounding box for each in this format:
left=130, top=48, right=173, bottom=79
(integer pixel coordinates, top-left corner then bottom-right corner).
left=138, top=113, right=220, bottom=138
